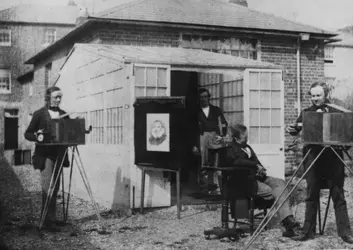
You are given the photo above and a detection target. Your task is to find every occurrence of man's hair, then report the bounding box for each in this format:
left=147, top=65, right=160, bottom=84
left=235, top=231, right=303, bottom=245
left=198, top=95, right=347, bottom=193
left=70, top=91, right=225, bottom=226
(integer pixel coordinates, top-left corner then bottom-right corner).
left=308, top=82, right=329, bottom=97
left=45, top=86, right=62, bottom=104
left=198, top=88, right=211, bottom=97
left=230, top=124, right=248, bottom=139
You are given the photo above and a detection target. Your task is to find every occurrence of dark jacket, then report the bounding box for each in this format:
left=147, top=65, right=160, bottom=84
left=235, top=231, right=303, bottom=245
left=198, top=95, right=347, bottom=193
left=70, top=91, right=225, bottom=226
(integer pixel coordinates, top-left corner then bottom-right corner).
left=24, top=106, right=70, bottom=170
left=291, top=103, right=345, bottom=178
left=220, top=139, right=261, bottom=197
left=198, top=104, right=228, bottom=135
left=220, top=139, right=262, bottom=170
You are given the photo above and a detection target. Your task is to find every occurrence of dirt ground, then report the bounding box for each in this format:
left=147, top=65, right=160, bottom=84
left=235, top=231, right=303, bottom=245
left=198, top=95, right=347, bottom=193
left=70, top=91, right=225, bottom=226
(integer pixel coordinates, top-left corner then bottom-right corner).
left=2, top=160, right=353, bottom=250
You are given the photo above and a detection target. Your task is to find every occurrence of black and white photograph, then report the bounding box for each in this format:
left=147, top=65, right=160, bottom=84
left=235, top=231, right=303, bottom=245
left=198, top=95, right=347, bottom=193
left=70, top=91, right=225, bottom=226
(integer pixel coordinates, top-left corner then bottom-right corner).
left=1, top=0, right=353, bottom=249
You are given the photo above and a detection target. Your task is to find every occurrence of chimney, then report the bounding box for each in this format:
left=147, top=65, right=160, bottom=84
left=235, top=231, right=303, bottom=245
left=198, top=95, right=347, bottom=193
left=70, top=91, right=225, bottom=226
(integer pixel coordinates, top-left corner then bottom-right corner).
left=229, top=0, right=248, bottom=7
left=76, top=6, right=89, bottom=26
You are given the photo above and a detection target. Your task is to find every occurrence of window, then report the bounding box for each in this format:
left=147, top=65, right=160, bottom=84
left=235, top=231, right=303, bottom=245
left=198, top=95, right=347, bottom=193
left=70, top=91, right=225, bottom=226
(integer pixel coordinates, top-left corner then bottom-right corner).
left=90, top=109, right=104, bottom=144
left=0, top=69, right=11, bottom=94
left=324, top=46, right=334, bottom=63
left=43, top=28, right=56, bottom=45
left=134, top=66, right=169, bottom=97
left=45, top=63, right=52, bottom=88
left=0, top=29, right=11, bottom=46
left=181, top=34, right=258, bottom=60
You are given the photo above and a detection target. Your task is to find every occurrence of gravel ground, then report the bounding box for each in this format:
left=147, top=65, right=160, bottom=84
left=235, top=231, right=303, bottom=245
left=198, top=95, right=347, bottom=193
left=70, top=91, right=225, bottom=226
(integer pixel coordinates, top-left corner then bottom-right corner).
left=2, top=159, right=353, bottom=250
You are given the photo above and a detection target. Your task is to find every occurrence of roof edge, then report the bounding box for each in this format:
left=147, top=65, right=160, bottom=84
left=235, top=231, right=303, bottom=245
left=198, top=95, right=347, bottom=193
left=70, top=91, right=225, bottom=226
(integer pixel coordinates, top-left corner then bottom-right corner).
left=25, top=18, right=337, bottom=65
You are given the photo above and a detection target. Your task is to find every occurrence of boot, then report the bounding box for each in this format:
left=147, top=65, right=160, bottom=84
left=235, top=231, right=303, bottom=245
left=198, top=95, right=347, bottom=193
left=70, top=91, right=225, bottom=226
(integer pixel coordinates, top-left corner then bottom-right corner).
left=282, top=215, right=300, bottom=237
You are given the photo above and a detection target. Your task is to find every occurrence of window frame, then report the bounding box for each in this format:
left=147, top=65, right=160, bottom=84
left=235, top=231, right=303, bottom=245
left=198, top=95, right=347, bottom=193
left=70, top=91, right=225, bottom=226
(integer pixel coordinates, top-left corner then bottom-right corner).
left=0, top=69, right=11, bottom=94
left=43, top=28, right=57, bottom=45
left=0, top=29, right=11, bottom=46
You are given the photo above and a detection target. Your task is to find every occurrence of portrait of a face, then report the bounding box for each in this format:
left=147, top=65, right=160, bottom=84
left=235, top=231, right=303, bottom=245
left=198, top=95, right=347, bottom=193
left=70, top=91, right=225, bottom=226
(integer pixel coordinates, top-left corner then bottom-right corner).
left=151, top=120, right=166, bottom=140
left=147, top=114, right=170, bottom=152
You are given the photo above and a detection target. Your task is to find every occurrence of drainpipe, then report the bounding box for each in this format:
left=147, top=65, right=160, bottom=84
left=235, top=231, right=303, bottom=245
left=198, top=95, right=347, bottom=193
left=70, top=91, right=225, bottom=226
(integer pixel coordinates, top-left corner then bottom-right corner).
left=297, top=37, right=301, bottom=115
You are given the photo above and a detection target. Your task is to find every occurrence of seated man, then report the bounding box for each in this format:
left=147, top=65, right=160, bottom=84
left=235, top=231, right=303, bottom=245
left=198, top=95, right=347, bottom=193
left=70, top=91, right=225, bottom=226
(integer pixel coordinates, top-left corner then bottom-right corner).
left=223, top=124, right=300, bottom=237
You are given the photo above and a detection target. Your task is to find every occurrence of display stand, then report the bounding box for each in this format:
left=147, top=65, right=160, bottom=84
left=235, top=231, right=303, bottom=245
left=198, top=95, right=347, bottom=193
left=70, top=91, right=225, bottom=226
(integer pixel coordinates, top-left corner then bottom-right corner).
left=38, top=143, right=106, bottom=232
left=137, top=163, right=181, bottom=219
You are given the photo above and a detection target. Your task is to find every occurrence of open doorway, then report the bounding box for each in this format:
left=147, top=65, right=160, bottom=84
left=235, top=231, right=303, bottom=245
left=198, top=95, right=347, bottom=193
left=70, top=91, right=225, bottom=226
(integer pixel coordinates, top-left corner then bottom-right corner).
left=170, top=71, right=222, bottom=204
left=4, top=109, right=19, bottom=150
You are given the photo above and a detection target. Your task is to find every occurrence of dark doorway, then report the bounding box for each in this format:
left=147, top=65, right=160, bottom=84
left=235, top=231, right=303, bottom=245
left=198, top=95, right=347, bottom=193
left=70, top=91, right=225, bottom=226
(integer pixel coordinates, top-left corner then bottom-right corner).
left=4, top=109, right=18, bottom=150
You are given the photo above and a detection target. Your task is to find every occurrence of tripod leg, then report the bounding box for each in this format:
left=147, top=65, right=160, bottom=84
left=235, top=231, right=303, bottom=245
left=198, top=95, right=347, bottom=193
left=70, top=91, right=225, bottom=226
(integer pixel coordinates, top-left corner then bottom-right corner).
left=73, top=147, right=104, bottom=226
left=246, top=147, right=313, bottom=241
left=61, top=166, right=65, bottom=222
left=322, top=189, right=331, bottom=235
left=338, top=147, right=353, bottom=176
left=242, top=146, right=328, bottom=250
left=64, top=146, right=75, bottom=223
left=39, top=148, right=68, bottom=229
left=317, top=197, right=322, bottom=235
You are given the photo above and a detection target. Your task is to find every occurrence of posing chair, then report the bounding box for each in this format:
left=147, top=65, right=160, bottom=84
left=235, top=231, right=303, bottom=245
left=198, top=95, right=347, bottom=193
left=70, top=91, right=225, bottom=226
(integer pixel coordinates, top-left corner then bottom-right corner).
left=204, top=166, right=275, bottom=241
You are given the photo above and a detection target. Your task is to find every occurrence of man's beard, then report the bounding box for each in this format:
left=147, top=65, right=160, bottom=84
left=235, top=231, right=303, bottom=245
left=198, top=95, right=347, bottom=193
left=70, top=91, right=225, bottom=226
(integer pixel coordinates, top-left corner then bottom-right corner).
left=151, top=128, right=165, bottom=138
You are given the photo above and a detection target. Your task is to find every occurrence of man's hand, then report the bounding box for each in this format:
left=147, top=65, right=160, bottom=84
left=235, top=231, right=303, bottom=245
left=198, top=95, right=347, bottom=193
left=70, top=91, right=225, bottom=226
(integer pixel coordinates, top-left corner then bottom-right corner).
left=192, top=146, right=199, bottom=155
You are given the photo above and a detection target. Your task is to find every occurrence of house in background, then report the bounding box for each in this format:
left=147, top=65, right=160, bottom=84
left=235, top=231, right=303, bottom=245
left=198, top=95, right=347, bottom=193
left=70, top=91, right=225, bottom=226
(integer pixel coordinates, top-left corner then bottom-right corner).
left=23, top=0, right=337, bottom=211
left=0, top=4, right=80, bottom=164
left=324, top=30, right=353, bottom=105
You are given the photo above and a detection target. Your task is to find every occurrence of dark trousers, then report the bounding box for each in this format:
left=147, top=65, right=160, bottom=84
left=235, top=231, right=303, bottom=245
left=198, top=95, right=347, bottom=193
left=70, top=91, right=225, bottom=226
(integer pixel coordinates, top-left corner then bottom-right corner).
left=40, top=157, right=61, bottom=225
left=303, top=149, right=351, bottom=237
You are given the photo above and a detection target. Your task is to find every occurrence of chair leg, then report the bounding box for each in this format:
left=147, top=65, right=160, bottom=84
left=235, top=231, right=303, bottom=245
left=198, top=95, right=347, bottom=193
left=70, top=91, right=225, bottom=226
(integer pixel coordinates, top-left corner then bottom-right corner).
left=321, top=190, right=332, bottom=235
left=317, top=197, right=322, bottom=235
left=221, top=199, right=229, bottom=229
left=249, top=197, right=254, bottom=235
left=140, top=168, right=146, bottom=215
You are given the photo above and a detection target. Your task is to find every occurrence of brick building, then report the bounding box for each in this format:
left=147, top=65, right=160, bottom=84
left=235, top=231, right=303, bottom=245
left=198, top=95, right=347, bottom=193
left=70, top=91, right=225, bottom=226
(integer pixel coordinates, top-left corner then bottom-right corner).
left=23, top=0, right=337, bottom=209
left=0, top=4, right=79, bottom=163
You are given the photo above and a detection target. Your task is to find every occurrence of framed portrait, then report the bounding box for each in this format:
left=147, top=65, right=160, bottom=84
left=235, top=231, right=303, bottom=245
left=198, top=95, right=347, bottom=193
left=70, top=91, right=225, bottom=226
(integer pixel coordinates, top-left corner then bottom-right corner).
left=146, top=113, right=170, bottom=152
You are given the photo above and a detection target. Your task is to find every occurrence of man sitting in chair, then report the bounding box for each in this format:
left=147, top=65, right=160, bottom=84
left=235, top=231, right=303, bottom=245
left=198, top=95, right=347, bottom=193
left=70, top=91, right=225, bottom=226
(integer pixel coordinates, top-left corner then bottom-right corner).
left=224, top=124, right=300, bottom=237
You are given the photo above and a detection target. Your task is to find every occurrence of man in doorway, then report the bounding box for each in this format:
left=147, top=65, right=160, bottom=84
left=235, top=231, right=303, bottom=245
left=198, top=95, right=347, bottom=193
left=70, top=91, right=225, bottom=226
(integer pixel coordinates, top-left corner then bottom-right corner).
left=286, top=82, right=353, bottom=243
left=193, top=88, right=228, bottom=194
left=24, top=86, right=70, bottom=232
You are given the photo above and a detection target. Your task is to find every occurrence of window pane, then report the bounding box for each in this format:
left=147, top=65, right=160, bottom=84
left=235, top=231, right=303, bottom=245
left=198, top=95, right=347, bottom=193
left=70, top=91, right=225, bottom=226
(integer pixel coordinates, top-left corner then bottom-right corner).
left=135, top=87, right=145, bottom=97
left=250, top=109, right=259, bottom=126
left=260, top=127, right=270, bottom=144
left=157, top=87, right=167, bottom=96
left=271, top=72, right=281, bottom=90
left=157, top=68, right=167, bottom=87
left=271, top=109, right=281, bottom=126
left=271, top=127, right=281, bottom=144
left=250, top=90, right=260, bottom=108
left=146, top=87, right=156, bottom=96
left=260, top=72, right=271, bottom=90
left=260, top=91, right=271, bottom=108
left=135, top=67, right=145, bottom=86
left=249, top=127, right=259, bottom=144
left=260, top=109, right=271, bottom=126
left=249, top=72, right=259, bottom=90
left=271, top=91, right=281, bottom=108
left=146, top=67, right=156, bottom=86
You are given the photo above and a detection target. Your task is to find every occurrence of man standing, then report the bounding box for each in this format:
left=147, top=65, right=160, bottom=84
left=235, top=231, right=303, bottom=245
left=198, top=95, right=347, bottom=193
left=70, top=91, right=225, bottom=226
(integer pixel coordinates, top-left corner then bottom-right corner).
left=193, top=88, right=228, bottom=194
left=287, top=82, right=353, bottom=243
left=24, top=86, right=70, bottom=232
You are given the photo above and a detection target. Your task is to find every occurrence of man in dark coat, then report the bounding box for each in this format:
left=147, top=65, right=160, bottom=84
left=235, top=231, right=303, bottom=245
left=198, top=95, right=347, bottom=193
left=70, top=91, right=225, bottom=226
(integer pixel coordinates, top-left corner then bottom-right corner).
left=24, top=86, right=69, bottom=232
left=287, top=82, right=353, bottom=243
left=192, top=88, right=228, bottom=194
left=223, top=124, right=300, bottom=237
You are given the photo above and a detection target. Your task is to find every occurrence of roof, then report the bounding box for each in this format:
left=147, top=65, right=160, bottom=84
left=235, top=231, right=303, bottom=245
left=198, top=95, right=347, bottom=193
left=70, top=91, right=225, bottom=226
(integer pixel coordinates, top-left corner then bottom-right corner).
left=71, top=43, right=281, bottom=69
left=92, top=0, right=335, bottom=36
left=0, top=4, right=79, bottom=25
left=328, top=32, right=353, bottom=47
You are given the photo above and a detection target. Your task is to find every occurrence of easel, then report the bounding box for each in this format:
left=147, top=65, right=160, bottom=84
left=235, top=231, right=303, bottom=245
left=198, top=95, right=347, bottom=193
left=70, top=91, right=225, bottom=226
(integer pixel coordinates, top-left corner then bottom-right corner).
left=242, top=144, right=353, bottom=250
left=38, top=143, right=106, bottom=232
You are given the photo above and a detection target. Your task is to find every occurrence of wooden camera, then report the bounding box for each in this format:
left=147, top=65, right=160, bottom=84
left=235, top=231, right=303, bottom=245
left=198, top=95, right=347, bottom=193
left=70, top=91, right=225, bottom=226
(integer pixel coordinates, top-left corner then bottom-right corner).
left=38, top=118, right=89, bottom=145
left=302, top=111, right=353, bottom=146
